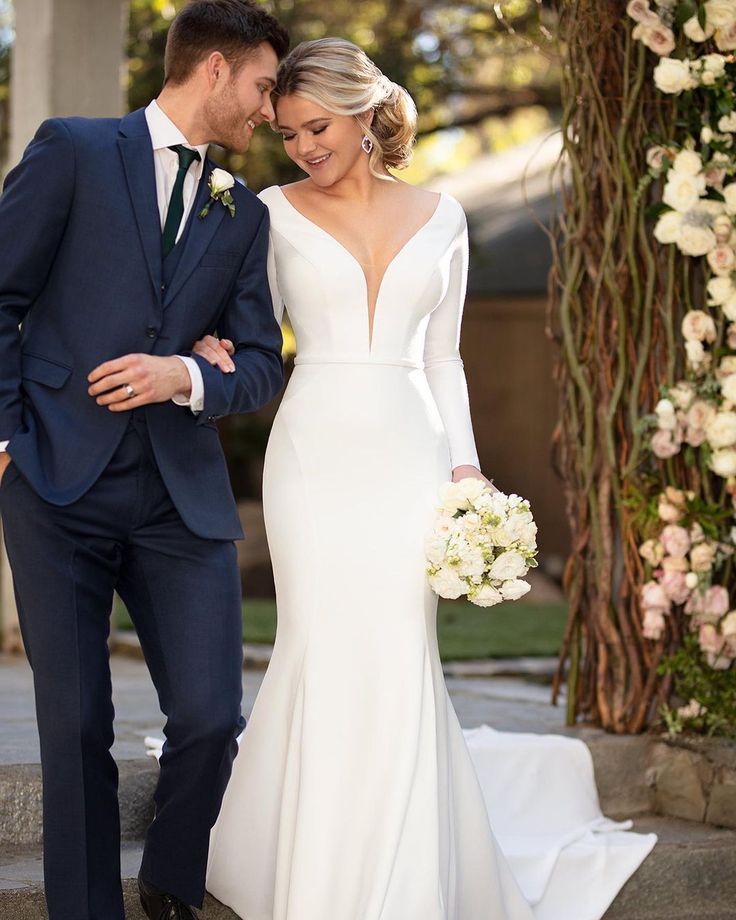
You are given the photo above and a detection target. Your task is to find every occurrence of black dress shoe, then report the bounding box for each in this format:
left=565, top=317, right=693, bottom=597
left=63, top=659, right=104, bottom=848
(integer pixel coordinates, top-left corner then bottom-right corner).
left=138, top=873, right=199, bottom=919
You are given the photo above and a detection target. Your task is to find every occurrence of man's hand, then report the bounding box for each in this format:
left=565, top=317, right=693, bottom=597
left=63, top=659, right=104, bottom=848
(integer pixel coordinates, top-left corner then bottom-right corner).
left=0, top=452, right=12, bottom=484
left=87, top=354, right=192, bottom=411
left=452, top=464, right=499, bottom=493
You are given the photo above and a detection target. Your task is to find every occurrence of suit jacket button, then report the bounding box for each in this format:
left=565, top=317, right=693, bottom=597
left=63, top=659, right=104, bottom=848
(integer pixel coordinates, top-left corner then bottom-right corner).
left=146, top=327, right=157, bottom=338
left=160, top=283, right=166, bottom=292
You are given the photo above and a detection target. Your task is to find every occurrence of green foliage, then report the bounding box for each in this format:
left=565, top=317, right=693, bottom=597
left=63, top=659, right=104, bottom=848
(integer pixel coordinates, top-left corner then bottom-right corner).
left=659, top=635, right=736, bottom=738
left=0, top=0, right=13, bottom=168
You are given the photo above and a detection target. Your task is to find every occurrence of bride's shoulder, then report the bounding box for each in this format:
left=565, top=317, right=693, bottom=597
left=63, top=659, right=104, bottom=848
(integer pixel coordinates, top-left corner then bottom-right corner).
left=256, top=184, right=283, bottom=208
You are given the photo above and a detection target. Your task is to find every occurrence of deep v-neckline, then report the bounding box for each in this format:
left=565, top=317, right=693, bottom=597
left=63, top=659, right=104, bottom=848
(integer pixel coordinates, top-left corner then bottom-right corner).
left=276, top=186, right=444, bottom=351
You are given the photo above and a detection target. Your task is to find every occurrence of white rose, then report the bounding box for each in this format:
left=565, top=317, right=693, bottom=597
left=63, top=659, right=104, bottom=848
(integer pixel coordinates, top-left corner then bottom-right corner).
left=707, top=243, right=736, bottom=275
left=455, top=477, right=487, bottom=505
left=723, top=183, right=736, bottom=214
left=705, top=0, right=736, bottom=28
left=719, top=113, right=736, bottom=133
left=488, top=550, right=527, bottom=582
left=672, top=149, right=703, bottom=176
left=429, top=567, right=466, bottom=599
left=702, top=52, right=728, bottom=75
left=677, top=223, right=717, bottom=256
left=702, top=71, right=717, bottom=86
left=713, top=213, right=734, bottom=242
left=722, top=374, right=736, bottom=404
left=457, top=547, right=486, bottom=579
left=663, top=172, right=706, bottom=212
left=655, top=398, right=677, bottom=430
left=682, top=309, right=717, bottom=342
left=715, top=21, right=736, bottom=49
left=702, top=126, right=716, bottom=144
left=470, top=584, right=504, bottom=608
left=654, top=210, right=683, bottom=244
left=653, top=57, right=697, bottom=94
left=706, top=410, right=736, bottom=448
left=209, top=168, right=235, bottom=193
left=723, top=295, right=736, bottom=322
left=708, top=275, right=736, bottom=305
left=500, top=579, right=531, bottom=601
left=684, top=15, right=716, bottom=41
left=722, top=610, right=736, bottom=637
left=425, top=534, right=449, bottom=565
left=685, top=339, right=707, bottom=367
left=711, top=447, right=736, bottom=476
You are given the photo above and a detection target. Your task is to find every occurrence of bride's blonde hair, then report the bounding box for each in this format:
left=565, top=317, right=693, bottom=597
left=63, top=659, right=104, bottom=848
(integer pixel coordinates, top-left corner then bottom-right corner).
left=273, top=37, right=417, bottom=177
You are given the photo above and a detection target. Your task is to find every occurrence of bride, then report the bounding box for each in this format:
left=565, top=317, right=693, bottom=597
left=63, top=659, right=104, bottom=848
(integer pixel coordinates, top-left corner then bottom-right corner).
left=187, top=38, right=655, bottom=920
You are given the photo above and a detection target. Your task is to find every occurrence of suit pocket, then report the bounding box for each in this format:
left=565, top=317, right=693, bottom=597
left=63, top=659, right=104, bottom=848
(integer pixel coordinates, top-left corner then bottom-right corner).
left=21, top=352, right=73, bottom=388
left=200, top=250, right=241, bottom=269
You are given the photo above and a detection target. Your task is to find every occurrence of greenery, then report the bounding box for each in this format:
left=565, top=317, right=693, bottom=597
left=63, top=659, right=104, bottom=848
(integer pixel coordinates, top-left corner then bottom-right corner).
left=0, top=0, right=12, bottom=167
left=659, top=635, right=736, bottom=740
left=115, top=596, right=567, bottom=660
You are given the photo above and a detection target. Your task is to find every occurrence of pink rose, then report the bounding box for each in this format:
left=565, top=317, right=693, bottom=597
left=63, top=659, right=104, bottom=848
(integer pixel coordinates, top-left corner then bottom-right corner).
left=660, top=524, right=691, bottom=557
left=643, top=607, right=666, bottom=639
left=705, top=585, right=730, bottom=618
left=661, top=570, right=691, bottom=604
left=642, top=580, right=670, bottom=610
left=651, top=428, right=680, bottom=458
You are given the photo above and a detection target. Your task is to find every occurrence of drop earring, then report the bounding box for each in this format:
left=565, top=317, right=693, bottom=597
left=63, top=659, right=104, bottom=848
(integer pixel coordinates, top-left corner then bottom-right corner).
left=361, top=135, right=374, bottom=154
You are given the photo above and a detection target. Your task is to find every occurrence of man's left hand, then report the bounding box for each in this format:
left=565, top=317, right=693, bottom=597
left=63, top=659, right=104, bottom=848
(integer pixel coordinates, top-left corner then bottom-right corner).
left=87, top=354, right=192, bottom=411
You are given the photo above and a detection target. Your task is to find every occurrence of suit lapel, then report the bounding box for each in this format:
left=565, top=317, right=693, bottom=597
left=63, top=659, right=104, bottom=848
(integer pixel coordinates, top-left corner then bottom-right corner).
left=117, top=110, right=163, bottom=302
left=163, top=160, right=226, bottom=308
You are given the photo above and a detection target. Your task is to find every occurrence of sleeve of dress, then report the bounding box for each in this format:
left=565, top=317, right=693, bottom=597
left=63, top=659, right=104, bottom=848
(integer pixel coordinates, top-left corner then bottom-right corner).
left=423, top=208, right=480, bottom=471
left=266, top=229, right=285, bottom=325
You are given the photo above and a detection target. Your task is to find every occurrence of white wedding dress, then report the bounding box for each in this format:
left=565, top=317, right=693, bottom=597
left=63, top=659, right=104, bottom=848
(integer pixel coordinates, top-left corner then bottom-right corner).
left=196, top=186, right=656, bottom=919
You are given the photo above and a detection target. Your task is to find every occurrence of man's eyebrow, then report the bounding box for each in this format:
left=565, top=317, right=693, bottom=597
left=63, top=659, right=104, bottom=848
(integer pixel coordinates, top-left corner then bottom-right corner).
left=259, top=76, right=277, bottom=87
left=276, top=117, right=331, bottom=131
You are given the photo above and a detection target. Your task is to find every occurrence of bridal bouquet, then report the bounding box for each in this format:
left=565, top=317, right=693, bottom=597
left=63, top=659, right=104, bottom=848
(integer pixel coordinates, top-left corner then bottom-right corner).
left=425, top=479, right=538, bottom=607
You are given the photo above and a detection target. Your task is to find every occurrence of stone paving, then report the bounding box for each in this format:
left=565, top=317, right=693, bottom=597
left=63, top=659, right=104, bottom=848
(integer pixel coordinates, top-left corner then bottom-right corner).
left=0, top=650, right=567, bottom=765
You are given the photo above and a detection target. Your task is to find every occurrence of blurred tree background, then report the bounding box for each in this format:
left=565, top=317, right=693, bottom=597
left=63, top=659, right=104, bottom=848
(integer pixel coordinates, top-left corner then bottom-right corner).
left=128, top=0, right=561, bottom=190
left=0, top=0, right=561, bottom=498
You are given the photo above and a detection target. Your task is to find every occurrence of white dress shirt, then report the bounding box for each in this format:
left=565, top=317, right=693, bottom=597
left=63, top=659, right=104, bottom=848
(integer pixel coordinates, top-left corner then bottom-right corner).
left=145, top=99, right=206, bottom=414
left=0, top=101, right=208, bottom=454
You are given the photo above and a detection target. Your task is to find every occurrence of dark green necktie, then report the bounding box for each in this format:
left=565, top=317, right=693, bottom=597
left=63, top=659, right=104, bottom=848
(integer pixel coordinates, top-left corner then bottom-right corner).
left=161, top=144, right=201, bottom=258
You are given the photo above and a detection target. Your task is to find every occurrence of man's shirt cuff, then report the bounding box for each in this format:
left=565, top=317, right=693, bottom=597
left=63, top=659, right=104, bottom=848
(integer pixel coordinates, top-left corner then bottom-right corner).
left=171, top=356, right=204, bottom=414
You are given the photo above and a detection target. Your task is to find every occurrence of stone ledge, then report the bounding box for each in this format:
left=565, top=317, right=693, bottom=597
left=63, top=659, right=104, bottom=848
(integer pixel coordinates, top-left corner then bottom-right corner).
left=2, top=816, right=733, bottom=919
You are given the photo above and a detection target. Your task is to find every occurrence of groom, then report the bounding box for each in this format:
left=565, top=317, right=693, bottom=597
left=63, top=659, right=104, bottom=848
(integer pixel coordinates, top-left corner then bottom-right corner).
left=0, top=2, right=288, bottom=918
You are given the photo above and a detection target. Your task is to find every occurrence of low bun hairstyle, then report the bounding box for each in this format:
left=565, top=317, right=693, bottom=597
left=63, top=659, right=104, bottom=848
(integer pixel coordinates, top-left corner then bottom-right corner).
left=273, top=38, right=417, bottom=176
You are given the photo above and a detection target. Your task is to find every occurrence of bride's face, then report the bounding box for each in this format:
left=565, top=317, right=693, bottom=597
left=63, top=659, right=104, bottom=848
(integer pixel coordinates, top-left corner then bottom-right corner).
left=275, top=94, right=370, bottom=187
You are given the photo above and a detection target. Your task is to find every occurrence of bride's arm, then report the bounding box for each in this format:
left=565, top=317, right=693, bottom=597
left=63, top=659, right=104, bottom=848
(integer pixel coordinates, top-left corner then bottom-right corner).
left=424, top=209, right=494, bottom=489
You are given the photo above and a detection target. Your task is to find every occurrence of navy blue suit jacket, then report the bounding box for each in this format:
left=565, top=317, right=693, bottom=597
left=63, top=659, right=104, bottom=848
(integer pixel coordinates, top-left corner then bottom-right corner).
left=0, top=109, right=284, bottom=540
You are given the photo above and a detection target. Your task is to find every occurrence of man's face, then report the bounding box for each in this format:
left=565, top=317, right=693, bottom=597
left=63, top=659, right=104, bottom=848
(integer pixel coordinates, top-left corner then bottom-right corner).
left=205, top=42, right=278, bottom=153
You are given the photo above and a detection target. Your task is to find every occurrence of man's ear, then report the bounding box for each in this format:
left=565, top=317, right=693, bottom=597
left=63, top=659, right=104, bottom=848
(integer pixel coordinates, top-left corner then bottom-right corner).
left=204, top=51, right=229, bottom=86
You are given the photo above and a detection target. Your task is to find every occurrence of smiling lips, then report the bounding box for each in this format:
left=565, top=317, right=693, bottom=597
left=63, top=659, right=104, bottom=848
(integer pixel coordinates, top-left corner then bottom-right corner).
left=306, top=153, right=331, bottom=169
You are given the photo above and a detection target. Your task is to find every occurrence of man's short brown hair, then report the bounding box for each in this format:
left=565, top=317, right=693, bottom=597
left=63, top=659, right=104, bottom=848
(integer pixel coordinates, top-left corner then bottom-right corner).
left=164, top=0, right=289, bottom=85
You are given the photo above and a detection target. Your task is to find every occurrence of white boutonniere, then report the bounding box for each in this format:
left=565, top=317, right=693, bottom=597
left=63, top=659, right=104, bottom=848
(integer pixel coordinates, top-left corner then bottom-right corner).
left=199, top=168, right=236, bottom=219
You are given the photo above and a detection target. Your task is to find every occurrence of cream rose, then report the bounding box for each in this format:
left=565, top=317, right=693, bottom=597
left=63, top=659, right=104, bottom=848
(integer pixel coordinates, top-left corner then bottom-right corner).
left=654, top=210, right=683, bottom=244
left=715, top=21, right=736, bottom=49
left=682, top=309, right=717, bottom=342
left=706, top=0, right=736, bottom=28
left=708, top=275, right=736, bottom=305
left=663, top=173, right=706, bottom=212
left=722, top=374, right=736, bottom=404
left=488, top=551, right=527, bottom=581
left=471, top=584, right=504, bottom=607
left=723, top=183, right=736, bottom=214
left=499, top=579, right=531, bottom=601
left=685, top=14, right=716, bottom=41
left=653, top=57, right=697, bottom=94
left=705, top=410, right=736, bottom=448
left=639, top=539, right=665, bottom=566
left=685, top=339, right=707, bottom=368
left=710, top=447, right=736, bottom=476
left=719, top=113, right=736, bottom=133
left=702, top=52, right=728, bottom=76
left=691, top=542, right=717, bottom=572
left=677, top=224, right=716, bottom=256
left=672, top=149, right=703, bottom=176
left=707, top=243, right=736, bottom=276
left=655, top=398, right=677, bottom=430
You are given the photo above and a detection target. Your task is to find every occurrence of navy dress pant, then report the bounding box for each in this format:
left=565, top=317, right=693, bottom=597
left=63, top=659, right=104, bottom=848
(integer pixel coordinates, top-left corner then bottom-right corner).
left=0, top=413, right=245, bottom=920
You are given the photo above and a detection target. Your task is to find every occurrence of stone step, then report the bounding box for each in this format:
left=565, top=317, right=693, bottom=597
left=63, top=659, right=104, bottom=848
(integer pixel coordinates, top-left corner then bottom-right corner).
left=0, top=843, right=238, bottom=919
left=1, top=816, right=734, bottom=919
left=0, top=760, right=158, bottom=848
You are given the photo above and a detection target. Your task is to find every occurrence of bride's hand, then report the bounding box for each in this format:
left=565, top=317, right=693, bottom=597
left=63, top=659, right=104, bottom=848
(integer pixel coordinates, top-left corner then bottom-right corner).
left=191, top=335, right=236, bottom=373
left=452, top=465, right=499, bottom=493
